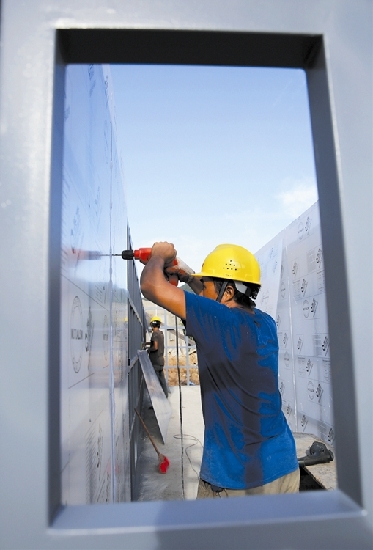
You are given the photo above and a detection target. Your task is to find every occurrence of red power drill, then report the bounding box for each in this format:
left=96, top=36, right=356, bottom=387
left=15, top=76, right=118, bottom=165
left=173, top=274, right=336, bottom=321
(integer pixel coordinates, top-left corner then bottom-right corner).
left=116, top=248, right=179, bottom=286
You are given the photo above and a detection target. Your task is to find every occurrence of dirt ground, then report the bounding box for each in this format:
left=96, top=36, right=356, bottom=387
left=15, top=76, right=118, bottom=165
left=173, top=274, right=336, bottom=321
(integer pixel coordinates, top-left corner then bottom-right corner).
left=167, top=350, right=198, bottom=366
left=164, top=349, right=199, bottom=385
left=167, top=367, right=200, bottom=386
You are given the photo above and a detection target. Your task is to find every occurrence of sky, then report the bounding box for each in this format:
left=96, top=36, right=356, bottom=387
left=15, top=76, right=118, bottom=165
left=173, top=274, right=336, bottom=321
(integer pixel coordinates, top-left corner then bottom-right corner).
left=110, top=65, right=318, bottom=276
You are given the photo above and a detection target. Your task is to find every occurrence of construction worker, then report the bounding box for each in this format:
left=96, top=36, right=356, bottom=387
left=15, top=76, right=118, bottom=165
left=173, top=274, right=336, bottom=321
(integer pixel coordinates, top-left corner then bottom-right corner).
left=140, top=242, right=300, bottom=497
left=146, top=316, right=168, bottom=397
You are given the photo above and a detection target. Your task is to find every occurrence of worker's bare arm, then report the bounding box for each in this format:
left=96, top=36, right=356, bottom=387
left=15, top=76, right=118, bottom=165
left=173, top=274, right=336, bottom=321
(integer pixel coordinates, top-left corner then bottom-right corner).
left=140, top=243, right=186, bottom=320
left=187, top=277, right=204, bottom=295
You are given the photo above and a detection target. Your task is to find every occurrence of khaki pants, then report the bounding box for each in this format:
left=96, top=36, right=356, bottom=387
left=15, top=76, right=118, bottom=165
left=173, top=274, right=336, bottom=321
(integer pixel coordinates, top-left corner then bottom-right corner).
left=197, top=468, right=300, bottom=498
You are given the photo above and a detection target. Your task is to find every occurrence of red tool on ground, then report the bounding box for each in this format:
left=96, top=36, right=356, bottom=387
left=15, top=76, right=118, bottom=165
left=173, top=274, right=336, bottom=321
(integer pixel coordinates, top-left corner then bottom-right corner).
left=134, top=408, right=170, bottom=474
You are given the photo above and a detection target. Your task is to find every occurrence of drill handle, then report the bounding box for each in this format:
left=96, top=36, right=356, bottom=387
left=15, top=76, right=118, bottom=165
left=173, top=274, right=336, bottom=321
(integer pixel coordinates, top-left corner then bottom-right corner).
left=121, top=248, right=179, bottom=286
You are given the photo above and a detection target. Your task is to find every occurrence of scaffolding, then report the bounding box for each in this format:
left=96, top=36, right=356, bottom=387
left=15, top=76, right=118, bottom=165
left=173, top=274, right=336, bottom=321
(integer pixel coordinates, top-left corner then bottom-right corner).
left=142, top=297, right=199, bottom=387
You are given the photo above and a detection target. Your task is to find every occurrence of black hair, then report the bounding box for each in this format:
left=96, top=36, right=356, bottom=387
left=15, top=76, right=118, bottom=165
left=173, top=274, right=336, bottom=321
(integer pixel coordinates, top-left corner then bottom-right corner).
left=212, top=278, right=260, bottom=309
left=150, top=321, right=161, bottom=328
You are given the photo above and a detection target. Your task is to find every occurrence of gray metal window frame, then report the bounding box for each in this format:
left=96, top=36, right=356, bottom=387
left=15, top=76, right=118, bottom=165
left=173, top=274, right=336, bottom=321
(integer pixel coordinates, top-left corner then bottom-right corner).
left=0, top=2, right=372, bottom=549
left=127, top=230, right=148, bottom=501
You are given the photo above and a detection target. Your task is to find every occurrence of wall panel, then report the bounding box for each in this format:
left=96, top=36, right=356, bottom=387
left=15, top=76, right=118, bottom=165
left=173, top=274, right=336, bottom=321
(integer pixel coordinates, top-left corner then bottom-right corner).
left=60, top=64, right=130, bottom=504
left=256, top=202, right=333, bottom=446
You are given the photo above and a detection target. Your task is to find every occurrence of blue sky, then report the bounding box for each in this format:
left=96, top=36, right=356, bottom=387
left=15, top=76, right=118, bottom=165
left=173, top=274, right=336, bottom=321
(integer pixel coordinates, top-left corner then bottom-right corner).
left=110, top=65, right=318, bottom=275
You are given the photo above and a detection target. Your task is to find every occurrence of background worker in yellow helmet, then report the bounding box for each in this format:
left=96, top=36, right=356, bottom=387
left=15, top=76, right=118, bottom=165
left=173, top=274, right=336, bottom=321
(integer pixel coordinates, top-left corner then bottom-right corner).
left=146, top=316, right=168, bottom=397
left=141, top=242, right=299, bottom=497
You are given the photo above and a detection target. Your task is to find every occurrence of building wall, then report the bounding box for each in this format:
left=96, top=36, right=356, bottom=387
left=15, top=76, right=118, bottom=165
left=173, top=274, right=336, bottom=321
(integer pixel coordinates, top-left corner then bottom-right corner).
left=61, top=64, right=131, bottom=504
left=256, top=202, right=333, bottom=446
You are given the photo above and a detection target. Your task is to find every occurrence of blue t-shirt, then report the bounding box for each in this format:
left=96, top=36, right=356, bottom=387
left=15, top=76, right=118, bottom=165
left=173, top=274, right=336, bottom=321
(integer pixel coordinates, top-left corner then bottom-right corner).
left=185, top=291, right=298, bottom=490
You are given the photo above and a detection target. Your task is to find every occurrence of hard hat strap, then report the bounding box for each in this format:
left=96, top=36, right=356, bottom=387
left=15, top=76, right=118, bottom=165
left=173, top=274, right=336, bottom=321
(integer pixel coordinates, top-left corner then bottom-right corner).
left=216, top=281, right=228, bottom=303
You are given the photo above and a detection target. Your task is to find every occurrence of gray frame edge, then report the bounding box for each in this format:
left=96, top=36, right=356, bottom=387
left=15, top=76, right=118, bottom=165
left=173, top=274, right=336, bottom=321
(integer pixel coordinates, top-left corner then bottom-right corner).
left=0, top=1, right=372, bottom=549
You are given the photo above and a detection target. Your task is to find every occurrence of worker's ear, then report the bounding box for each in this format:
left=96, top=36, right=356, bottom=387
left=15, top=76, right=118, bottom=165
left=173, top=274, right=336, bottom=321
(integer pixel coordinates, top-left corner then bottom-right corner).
left=223, top=283, right=235, bottom=300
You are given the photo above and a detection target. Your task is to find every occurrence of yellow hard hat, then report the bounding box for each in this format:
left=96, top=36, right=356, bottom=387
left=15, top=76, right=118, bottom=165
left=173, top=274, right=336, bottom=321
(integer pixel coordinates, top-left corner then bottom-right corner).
left=150, top=316, right=161, bottom=324
left=193, top=244, right=261, bottom=285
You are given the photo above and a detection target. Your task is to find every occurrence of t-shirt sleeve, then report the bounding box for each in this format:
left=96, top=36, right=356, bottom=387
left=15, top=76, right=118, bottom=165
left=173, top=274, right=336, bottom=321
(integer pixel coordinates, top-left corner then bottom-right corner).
left=152, top=332, right=161, bottom=347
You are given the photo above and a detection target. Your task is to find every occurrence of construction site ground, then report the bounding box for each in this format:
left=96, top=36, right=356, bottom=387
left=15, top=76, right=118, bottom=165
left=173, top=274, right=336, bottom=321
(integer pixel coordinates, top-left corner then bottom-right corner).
left=136, top=385, right=204, bottom=501
left=135, top=385, right=337, bottom=502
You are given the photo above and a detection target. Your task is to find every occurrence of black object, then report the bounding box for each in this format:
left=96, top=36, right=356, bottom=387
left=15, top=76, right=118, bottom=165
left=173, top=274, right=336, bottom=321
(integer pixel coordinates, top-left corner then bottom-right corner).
left=299, top=467, right=325, bottom=491
left=298, top=441, right=334, bottom=467
left=201, top=480, right=224, bottom=493
left=109, top=250, right=133, bottom=259
left=120, top=249, right=134, bottom=260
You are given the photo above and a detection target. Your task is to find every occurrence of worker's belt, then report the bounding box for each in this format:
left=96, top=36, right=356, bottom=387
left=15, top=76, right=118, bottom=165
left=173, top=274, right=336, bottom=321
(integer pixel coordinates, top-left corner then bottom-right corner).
left=202, top=479, right=224, bottom=493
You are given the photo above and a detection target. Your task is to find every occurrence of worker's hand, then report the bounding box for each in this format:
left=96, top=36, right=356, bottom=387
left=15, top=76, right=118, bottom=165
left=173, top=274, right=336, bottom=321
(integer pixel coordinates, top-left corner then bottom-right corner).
left=148, top=241, right=177, bottom=268
left=165, top=257, right=195, bottom=283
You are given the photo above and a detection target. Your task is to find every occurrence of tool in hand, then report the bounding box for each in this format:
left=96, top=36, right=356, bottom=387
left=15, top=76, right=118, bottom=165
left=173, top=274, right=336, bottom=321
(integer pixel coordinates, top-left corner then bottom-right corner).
left=116, top=248, right=178, bottom=264
left=115, top=248, right=178, bottom=285
left=114, top=248, right=195, bottom=287
left=134, top=408, right=170, bottom=474
left=79, top=247, right=176, bottom=285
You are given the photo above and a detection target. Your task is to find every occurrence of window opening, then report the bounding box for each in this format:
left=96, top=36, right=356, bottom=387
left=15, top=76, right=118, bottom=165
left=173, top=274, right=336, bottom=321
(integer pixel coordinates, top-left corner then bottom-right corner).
left=61, top=61, right=337, bottom=507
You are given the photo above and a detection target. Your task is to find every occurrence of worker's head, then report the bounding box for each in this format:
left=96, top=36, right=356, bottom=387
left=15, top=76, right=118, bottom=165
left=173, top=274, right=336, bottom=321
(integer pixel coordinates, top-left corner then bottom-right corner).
left=193, top=244, right=261, bottom=306
left=150, top=315, right=161, bottom=329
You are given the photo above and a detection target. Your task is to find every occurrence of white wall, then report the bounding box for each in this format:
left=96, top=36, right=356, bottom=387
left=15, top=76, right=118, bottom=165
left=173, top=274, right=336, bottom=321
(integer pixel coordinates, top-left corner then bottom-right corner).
left=256, top=202, right=333, bottom=446
left=60, top=65, right=130, bottom=504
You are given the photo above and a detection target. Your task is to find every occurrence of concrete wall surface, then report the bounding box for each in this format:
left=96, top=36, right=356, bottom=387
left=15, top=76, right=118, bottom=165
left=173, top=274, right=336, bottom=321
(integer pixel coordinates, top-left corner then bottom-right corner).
left=0, top=1, right=372, bottom=549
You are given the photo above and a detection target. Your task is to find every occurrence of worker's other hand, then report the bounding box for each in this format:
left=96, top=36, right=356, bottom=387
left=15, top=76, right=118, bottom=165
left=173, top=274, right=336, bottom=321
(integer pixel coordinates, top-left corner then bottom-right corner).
left=149, top=242, right=177, bottom=268
left=165, top=257, right=195, bottom=283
